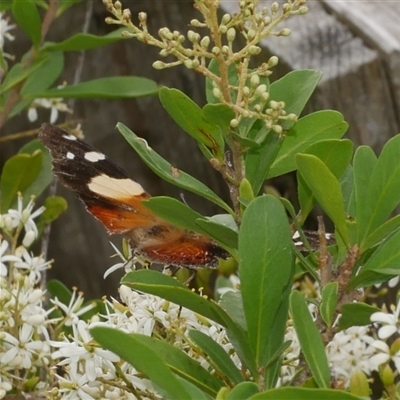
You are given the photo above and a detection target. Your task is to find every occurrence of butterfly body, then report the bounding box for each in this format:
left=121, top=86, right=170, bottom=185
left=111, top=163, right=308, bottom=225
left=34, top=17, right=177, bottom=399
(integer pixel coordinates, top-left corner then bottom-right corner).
left=39, top=123, right=229, bottom=269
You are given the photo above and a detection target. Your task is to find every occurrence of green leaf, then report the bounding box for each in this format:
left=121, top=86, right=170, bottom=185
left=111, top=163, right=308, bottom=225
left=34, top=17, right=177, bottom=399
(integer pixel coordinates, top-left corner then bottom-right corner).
left=248, top=387, right=362, bottom=400
left=159, top=87, right=223, bottom=153
left=269, top=70, right=322, bottom=130
left=21, top=51, right=64, bottom=96
left=12, top=0, right=42, bottom=47
left=202, top=103, right=235, bottom=135
left=47, top=279, right=72, bottom=305
left=121, top=269, right=256, bottom=376
left=44, top=28, right=127, bottom=51
left=357, top=135, right=400, bottom=248
left=0, top=151, right=42, bottom=213
left=0, top=57, right=45, bottom=95
left=228, top=382, right=259, bottom=399
left=296, top=154, right=349, bottom=246
left=132, top=334, right=223, bottom=395
left=320, top=282, right=338, bottom=328
left=290, top=291, right=330, bottom=388
left=90, top=327, right=192, bottom=399
left=189, top=330, right=244, bottom=385
left=143, top=196, right=207, bottom=234
left=56, top=0, right=85, bottom=16
left=341, top=165, right=356, bottom=218
left=239, top=196, right=294, bottom=369
left=18, top=140, right=54, bottom=206
left=37, top=196, right=68, bottom=233
left=117, top=122, right=233, bottom=214
left=196, top=218, right=238, bottom=250
left=350, top=228, right=400, bottom=288
left=219, top=291, right=246, bottom=330
left=268, top=111, right=348, bottom=178
left=338, top=302, right=380, bottom=330
left=362, top=214, right=400, bottom=250
left=26, top=76, right=159, bottom=99
left=245, top=130, right=284, bottom=195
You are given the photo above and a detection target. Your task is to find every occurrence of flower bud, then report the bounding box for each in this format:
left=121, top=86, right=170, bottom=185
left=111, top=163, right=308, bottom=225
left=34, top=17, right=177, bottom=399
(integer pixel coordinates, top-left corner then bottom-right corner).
left=230, top=119, right=239, bottom=128
left=227, top=28, right=236, bottom=42
left=255, top=84, right=267, bottom=96
left=250, top=74, right=260, bottom=87
left=268, top=56, right=279, bottom=67
left=212, top=46, right=220, bottom=55
left=271, top=2, right=279, bottom=14
left=219, top=25, right=228, bottom=34
left=200, top=36, right=210, bottom=49
left=243, top=86, right=250, bottom=96
left=221, top=14, right=231, bottom=24
left=138, top=12, right=147, bottom=23
left=152, top=61, right=166, bottom=70
left=272, top=125, right=283, bottom=134
left=184, top=59, right=194, bottom=69
left=279, top=28, right=291, bottom=37
left=187, top=30, right=200, bottom=42
left=248, top=45, right=261, bottom=55
left=247, top=29, right=256, bottom=41
left=28, top=289, right=44, bottom=304
left=23, top=230, right=36, bottom=248
left=212, top=88, right=222, bottom=99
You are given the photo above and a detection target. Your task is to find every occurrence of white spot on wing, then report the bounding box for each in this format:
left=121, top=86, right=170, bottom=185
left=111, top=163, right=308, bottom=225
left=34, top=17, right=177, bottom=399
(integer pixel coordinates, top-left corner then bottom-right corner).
left=84, top=151, right=106, bottom=162
left=88, top=174, right=145, bottom=199
left=66, top=152, right=75, bottom=160
left=63, top=134, right=77, bottom=141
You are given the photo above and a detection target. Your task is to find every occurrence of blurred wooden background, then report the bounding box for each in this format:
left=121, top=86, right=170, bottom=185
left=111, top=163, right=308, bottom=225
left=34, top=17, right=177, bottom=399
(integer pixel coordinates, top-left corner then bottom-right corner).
left=1, top=0, right=399, bottom=297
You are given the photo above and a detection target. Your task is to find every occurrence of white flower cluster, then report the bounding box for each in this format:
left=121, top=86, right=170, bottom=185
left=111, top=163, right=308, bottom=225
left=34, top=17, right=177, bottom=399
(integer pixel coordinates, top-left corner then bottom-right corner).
left=0, top=196, right=237, bottom=399
left=0, top=12, right=15, bottom=53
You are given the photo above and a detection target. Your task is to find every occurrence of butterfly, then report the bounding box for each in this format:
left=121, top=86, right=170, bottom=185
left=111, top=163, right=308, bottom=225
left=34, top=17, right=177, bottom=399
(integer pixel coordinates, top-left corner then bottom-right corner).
left=38, top=123, right=230, bottom=269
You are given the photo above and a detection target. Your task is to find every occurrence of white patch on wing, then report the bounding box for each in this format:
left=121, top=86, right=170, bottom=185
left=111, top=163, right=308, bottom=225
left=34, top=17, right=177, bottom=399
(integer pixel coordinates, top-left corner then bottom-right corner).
left=66, top=152, right=75, bottom=160
left=84, top=151, right=106, bottom=162
left=63, top=134, right=77, bottom=141
left=88, top=174, right=145, bottom=199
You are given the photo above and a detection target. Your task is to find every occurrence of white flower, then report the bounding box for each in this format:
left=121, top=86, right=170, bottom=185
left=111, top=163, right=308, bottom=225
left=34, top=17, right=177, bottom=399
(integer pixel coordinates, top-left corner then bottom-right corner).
left=51, top=320, right=119, bottom=381
left=0, top=323, right=44, bottom=369
left=103, top=242, right=137, bottom=279
left=6, top=196, right=45, bottom=238
left=14, top=248, right=52, bottom=283
left=371, top=299, right=400, bottom=340
left=326, top=326, right=376, bottom=387
left=0, top=375, right=12, bottom=399
left=27, top=96, right=71, bottom=124
left=0, top=12, right=15, bottom=50
left=0, top=239, right=21, bottom=277
left=370, top=340, right=400, bottom=371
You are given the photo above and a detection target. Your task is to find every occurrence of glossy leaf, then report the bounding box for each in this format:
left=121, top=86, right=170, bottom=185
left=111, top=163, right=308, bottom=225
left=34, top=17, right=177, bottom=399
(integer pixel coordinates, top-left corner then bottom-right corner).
left=121, top=269, right=256, bottom=376
left=228, top=382, right=259, bottom=399
left=248, top=387, right=362, bottom=400
left=26, top=76, right=159, bottom=98
left=320, top=282, right=338, bottom=328
left=202, top=103, right=235, bottom=135
left=239, top=196, right=293, bottom=369
left=18, top=140, right=54, bottom=206
left=338, top=302, right=380, bottom=330
left=90, top=327, right=192, bottom=399
left=296, top=154, right=349, bottom=246
left=357, top=135, right=400, bottom=247
left=362, top=214, right=400, bottom=251
left=0, top=151, right=42, bottom=213
left=37, top=196, right=68, bottom=233
left=341, top=166, right=356, bottom=218
left=290, top=291, right=330, bottom=388
left=117, top=123, right=233, bottom=214
left=245, top=130, right=284, bottom=195
left=189, top=330, right=244, bottom=385
left=196, top=218, right=238, bottom=250
left=143, top=196, right=207, bottom=234
left=350, top=228, right=400, bottom=288
left=21, top=51, right=64, bottom=96
left=159, top=87, right=223, bottom=154
left=269, top=70, right=322, bottom=130
left=12, top=0, right=42, bottom=47
left=268, top=111, right=348, bottom=178
left=219, top=291, right=246, bottom=330
left=132, top=334, right=223, bottom=395
left=45, top=28, right=127, bottom=51
left=46, top=279, right=72, bottom=306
